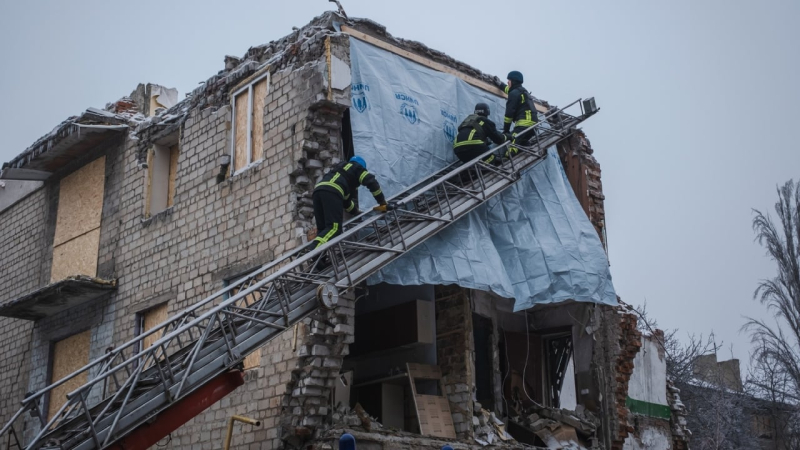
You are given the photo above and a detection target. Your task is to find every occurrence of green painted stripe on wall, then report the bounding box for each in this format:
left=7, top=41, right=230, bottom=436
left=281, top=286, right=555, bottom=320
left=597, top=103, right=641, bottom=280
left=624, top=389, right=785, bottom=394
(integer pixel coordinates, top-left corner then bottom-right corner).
left=626, top=396, right=672, bottom=420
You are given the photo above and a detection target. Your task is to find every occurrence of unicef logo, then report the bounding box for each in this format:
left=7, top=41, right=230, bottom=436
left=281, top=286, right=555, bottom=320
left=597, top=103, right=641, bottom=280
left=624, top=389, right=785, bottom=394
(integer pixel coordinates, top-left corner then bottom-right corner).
left=352, top=93, right=368, bottom=113
left=443, top=121, right=456, bottom=142
left=400, top=103, right=419, bottom=124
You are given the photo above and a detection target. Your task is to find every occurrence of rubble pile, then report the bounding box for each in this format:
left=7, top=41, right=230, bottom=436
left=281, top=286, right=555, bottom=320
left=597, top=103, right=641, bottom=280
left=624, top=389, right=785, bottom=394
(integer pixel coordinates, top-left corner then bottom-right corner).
left=508, top=405, right=601, bottom=450
left=330, top=403, right=384, bottom=432
left=471, top=403, right=513, bottom=446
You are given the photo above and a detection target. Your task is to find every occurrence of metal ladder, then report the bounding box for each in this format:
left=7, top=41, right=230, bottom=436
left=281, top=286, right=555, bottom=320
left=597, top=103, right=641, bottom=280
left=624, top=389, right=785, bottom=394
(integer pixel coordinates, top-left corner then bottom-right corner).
left=0, top=98, right=598, bottom=450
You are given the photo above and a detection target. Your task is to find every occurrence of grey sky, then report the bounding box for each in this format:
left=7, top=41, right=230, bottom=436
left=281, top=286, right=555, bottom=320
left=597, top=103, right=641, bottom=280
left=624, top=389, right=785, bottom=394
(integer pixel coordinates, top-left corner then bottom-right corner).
left=2, top=0, right=798, bottom=366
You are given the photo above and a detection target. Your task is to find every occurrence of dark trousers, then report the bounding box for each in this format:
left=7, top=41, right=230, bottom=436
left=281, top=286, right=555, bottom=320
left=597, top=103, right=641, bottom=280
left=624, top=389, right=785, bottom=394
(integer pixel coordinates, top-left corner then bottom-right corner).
left=507, top=124, right=536, bottom=157
left=454, top=143, right=496, bottom=165
left=312, top=189, right=344, bottom=249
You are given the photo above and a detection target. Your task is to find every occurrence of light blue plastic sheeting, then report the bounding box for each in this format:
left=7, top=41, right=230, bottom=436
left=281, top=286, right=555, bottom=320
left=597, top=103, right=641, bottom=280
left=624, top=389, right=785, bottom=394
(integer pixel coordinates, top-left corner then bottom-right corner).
left=348, top=37, right=617, bottom=310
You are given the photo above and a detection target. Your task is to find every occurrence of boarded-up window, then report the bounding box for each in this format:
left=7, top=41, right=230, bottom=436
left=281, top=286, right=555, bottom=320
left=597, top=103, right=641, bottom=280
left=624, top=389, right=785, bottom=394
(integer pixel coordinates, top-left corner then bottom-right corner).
left=48, top=330, right=91, bottom=419
left=51, top=157, right=105, bottom=282
left=136, top=303, right=169, bottom=368
left=145, top=143, right=179, bottom=217
left=231, top=72, right=270, bottom=173
left=138, top=303, right=169, bottom=350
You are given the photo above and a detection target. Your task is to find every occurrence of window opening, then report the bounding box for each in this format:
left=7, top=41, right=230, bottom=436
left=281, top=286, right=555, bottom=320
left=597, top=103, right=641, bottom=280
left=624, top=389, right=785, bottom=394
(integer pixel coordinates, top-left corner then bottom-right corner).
left=544, top=333, right=574, bottom=408
left=146, top=142, right=179, bottom=216
left=231, top=71, right=270, bottom=173
left=472, top=313, right=495, bottom=411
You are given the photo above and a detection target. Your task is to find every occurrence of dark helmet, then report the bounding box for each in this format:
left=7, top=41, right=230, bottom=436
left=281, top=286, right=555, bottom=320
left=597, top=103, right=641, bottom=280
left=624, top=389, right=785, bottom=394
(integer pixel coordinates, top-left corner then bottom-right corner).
left=507, top=70, right=524, bottom=84
left=474, top=103, right=490, bottom=117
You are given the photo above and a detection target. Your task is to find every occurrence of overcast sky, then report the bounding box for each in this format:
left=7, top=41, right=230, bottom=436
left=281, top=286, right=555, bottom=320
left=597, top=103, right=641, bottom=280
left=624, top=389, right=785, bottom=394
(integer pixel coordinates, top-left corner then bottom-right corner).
left=2, top=1, right=798, bottom=367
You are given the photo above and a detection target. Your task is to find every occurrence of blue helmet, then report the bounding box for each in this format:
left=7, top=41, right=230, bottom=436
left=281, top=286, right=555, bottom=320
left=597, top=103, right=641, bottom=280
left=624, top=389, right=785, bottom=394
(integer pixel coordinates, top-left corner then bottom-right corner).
left=340, top=433, right=356, bottom=450
left=350, top=155, right=367, bottom=169
left=442, top=446, right=454, bottom=450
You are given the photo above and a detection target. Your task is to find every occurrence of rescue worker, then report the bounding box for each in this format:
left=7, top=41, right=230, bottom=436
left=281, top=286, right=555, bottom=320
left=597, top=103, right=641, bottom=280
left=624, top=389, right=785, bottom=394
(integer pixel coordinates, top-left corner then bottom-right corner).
left=503, top=70, right=537, bottom=158
left=311, top=156, right=386, bottom=249
left=453, top=102, right=507, bottom=165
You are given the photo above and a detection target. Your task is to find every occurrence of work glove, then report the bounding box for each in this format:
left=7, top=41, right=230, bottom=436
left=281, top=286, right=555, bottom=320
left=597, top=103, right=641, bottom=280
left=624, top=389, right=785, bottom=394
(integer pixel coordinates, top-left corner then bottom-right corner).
left=503, top=132, right=513, bottom=142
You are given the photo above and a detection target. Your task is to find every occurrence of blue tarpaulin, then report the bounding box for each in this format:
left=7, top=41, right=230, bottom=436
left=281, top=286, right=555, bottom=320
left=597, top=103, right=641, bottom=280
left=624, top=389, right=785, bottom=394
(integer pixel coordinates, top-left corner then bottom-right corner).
left=348, top=37, right=616, bottom=310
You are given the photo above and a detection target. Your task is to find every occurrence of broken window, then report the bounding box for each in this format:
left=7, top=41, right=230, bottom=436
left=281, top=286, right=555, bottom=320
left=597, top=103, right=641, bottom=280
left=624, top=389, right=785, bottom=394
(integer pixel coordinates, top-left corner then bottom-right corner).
left=48, top=330, right=91, bottom=419
left=543, top=333, right=575, bottom=409
left=145, top=142, right=179, bottom=217
left=231, top=72, right=270, bottom=173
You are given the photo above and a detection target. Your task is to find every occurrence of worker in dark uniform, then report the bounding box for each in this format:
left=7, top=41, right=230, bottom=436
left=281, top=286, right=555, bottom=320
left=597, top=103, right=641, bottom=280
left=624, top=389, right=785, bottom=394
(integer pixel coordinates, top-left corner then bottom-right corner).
left=311, top=156, right=386, bottom=249
left=503, top=70, right=537, bottom=158
left=453, top=103, right=507, bottom=165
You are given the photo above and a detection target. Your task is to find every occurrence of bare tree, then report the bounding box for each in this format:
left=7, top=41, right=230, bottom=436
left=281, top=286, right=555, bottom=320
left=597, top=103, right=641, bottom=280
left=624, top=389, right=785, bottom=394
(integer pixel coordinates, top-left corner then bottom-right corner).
left=633, top=302, right=717, bottom=384
left=746, top=179, right=800, bottom=396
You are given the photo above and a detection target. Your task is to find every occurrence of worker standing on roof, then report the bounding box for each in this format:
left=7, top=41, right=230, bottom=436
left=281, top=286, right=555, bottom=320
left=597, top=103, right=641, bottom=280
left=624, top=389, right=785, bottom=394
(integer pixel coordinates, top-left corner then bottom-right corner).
left=503, top=70, right=537, bottom=159
left=311, top=156, right=386, bottom=249
left=453, top=103, right=507, bottom=165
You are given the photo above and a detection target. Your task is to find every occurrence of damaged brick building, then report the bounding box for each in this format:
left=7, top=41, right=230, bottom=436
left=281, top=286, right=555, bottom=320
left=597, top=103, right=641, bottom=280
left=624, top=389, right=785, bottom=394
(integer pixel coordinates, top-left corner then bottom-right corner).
left=0, top=11, right=686, bottom=450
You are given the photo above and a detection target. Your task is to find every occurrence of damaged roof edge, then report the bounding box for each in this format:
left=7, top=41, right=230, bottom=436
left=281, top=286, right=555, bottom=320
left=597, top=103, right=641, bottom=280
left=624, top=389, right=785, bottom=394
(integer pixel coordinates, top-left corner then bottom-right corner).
left=2, top=108, right=129, bottom=175
left=3, top=10, right=542, bottom=173
left=0, top=276, right=117, bottom=321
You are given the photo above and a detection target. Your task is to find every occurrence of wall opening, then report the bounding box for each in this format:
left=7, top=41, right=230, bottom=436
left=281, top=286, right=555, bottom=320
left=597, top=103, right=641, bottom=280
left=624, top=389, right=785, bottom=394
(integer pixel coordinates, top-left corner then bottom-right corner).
left=145, top=137, right=179, bottom=217
left=341, top=108, right=354, bottom=161
left=543, top=332, right=575, bottom=409
left=344, top=284, right=437, bottom=433
left=472, top=313, right=495, bottom=411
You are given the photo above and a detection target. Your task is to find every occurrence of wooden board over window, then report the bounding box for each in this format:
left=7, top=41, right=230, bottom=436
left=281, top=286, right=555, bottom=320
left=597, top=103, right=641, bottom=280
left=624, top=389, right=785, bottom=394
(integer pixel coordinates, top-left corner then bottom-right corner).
left=53, top=157, right=105, bottom=247
left=233, top=91, right=250, bottom=172
left=51, top=157, right=105, bottom=282
left=49, top=330, right=91, bottom=420
left=142, top=303, right=169, bottom=350
left=251, top=78, right=267, bottom=163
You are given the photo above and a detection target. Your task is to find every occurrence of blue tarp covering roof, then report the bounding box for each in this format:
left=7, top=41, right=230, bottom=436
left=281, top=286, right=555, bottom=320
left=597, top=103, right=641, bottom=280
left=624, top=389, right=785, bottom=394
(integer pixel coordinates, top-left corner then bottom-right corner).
left=348, top=37, right=616, bottom=310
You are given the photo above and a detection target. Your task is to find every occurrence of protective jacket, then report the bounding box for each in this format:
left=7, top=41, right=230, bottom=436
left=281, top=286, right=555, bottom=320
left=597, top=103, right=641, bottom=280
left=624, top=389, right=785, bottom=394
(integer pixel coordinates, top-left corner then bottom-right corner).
left=453, top=114, right=507, bottom=151
left=314, top=161, right=386, bottom=213
left=503, top=84, right=537, bottom=134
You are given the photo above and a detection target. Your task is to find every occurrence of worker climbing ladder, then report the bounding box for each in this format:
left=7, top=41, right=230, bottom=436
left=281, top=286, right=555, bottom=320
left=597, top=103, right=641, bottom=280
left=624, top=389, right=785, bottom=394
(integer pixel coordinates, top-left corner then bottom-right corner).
left=0, top=98, right=598, bottom=450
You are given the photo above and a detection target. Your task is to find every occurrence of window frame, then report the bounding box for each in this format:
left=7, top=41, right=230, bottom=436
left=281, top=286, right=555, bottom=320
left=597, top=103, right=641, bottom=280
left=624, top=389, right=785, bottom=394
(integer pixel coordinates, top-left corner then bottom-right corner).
left=230, top=71, right=271, bottom=174
left=144, top=136, right=180, bottom=218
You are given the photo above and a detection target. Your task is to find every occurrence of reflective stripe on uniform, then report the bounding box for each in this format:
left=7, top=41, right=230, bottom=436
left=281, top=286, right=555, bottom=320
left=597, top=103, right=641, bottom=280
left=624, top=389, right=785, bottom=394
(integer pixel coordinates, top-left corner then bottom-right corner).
left=358, top=171, right=369, bottom=183
left=453, top=139, right=485, bottom=149
left=315, top=180, right=344, bottom=197
left=345, top=201, right=356, bottom=212
left=453, top=129, right=484, bottom=149
left=343, top=163, right=352, bottom=171
left=504, top=117, right=512, bottom=123
left=371, top=189, right=382, bottom=197
left=313, top=222, right=339, bottom=248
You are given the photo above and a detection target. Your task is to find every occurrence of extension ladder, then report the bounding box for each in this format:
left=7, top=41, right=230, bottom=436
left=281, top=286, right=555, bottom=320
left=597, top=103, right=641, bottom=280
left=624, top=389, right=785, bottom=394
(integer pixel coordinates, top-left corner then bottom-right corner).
left=0, top=98, right=598, bottom=450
